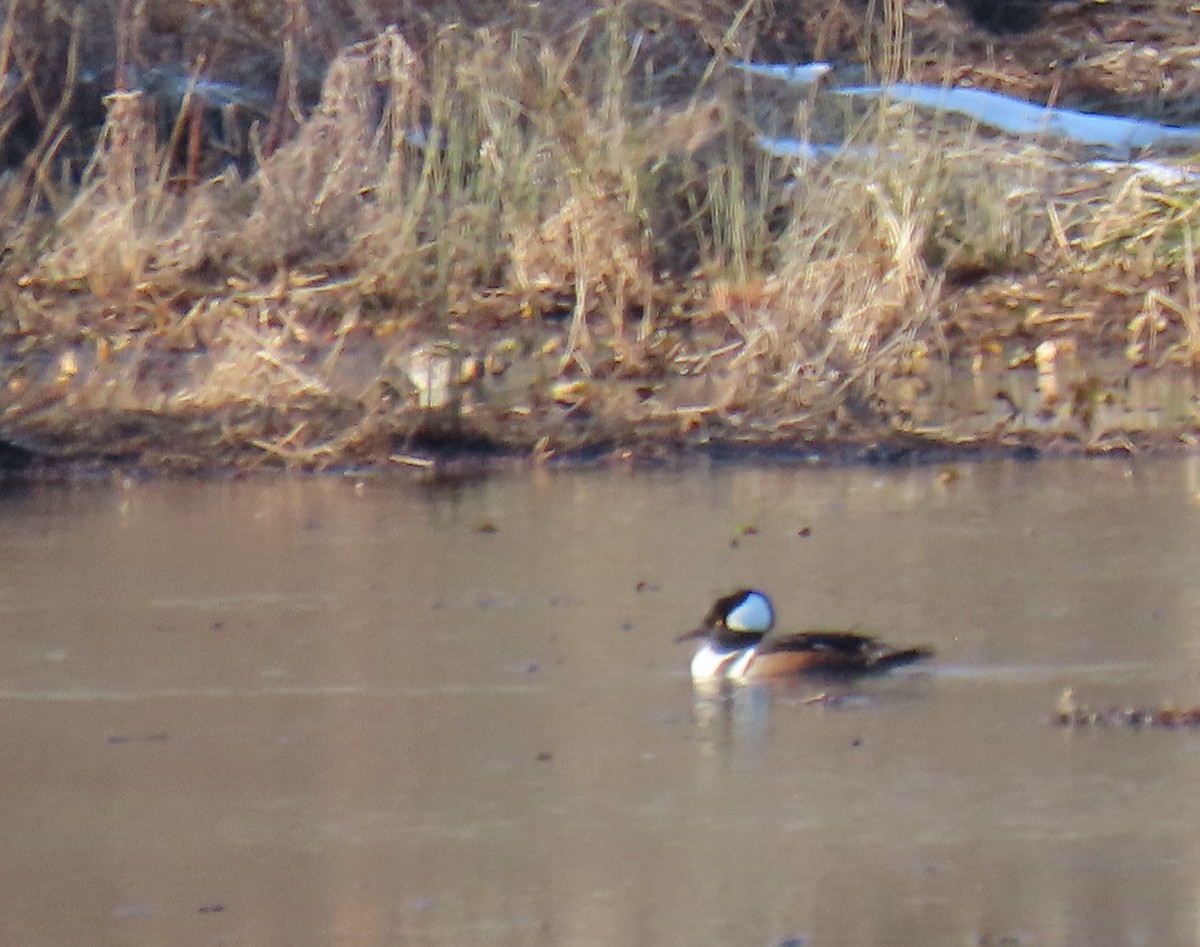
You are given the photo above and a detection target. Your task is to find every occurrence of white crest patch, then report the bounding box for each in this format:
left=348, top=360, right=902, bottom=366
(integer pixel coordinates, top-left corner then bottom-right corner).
left=725, top=591, right=774, bottom=633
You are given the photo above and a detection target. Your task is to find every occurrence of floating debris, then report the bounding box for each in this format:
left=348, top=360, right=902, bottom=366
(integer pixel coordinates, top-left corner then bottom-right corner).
left=106, top=731, right=170, bottom=744
left=1054, top=688, right=1200, bottom=729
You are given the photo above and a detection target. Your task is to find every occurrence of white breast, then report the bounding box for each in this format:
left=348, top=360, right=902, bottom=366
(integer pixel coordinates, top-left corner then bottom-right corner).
left=690, top=642, right=757, bottom=682
left=725, top=648, right=757, bottom=682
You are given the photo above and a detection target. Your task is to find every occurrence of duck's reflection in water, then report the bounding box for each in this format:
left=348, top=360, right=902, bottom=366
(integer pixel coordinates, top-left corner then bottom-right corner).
left=689, top=672, right=934, bottom=753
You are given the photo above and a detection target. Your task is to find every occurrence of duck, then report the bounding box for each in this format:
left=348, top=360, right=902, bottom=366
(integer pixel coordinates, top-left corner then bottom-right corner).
left=676, top=589, right=934, bottom=684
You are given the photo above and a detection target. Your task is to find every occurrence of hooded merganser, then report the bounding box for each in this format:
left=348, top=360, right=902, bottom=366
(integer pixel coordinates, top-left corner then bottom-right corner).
left=676, top=589, right=935, bottom=684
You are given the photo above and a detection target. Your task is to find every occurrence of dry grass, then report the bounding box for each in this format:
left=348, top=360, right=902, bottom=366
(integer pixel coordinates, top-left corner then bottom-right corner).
left=2, top=0, right=1200, bottom=467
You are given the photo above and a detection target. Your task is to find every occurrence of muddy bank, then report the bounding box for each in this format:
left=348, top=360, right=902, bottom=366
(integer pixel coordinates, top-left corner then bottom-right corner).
left=1, top=334, right=1195, bottom=475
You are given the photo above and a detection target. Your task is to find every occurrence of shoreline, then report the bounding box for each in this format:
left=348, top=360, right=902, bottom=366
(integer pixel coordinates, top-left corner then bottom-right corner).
left=3, top=5, right=1200, bottom=475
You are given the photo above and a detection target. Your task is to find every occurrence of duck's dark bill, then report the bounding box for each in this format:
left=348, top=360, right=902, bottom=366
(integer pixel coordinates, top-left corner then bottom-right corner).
left=674, top=627, right=708, bottom=643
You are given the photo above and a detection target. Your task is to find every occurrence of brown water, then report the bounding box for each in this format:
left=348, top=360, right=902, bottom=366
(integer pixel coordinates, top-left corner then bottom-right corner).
left=3, top=459, right=1200, bottom=946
